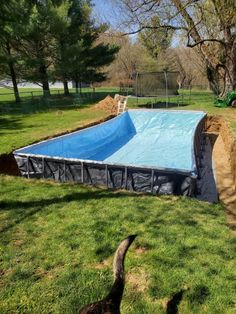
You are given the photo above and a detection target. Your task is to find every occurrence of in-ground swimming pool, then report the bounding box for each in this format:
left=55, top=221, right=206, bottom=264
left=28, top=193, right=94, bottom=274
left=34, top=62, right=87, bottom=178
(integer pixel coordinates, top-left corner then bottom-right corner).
left=14, top=110, right=206, bottom=196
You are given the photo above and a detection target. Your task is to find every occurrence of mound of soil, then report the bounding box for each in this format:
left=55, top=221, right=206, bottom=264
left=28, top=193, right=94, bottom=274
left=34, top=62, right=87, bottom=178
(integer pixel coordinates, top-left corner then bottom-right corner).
left=207, top=115, right=236, bottom=186
left=94, top=95, right=118, bottom=114
left=206, top=115, right=224, bottom=133
left=0, top=153, right=20, bottom=176
left=206, top=115, right=236, bottom=235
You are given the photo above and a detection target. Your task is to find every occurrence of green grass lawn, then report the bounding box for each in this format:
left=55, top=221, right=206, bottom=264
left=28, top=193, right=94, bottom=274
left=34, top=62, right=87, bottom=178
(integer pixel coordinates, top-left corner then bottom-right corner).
left=1, top=88, right=236, bottom=313
left=0, top=176, right=235, bottom=313
left=0, top=89, right=119, bottom=154
left=0, top=87, right=119, bottom=102
left=1, top=88, right=236, bottom=155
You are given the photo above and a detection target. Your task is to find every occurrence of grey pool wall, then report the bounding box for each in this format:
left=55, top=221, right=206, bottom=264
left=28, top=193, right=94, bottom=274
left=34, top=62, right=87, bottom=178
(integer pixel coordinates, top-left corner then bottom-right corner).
left=14, top=110, right=207, bottom=196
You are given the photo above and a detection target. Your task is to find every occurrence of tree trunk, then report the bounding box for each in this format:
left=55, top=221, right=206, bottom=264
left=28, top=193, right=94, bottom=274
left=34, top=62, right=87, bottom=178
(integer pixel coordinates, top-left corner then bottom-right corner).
left=206, top=65, right=221, bottom=95
left=39, top=64, right=50, bottom=97
left=224, top=43, right=236, bottom=93
left=171, top=0, right=225, bottom=95
left=6, top=42, right=20, bottom=102
left=9, top=62, right=21, bottom=102
left=211, top=6, right=236, bottom=94
left=79, top=81, right=82, bottom=95
left=63, top=81, right=69, bottom=96
left=75, top=80, right=79, bottom=94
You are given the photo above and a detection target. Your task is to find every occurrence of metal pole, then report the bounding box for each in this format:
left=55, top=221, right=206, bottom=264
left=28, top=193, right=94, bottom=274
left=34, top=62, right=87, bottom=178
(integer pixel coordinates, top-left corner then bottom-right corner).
left=81, top=162, right=84, bottom=183
left=42, top=157, right=45, bottom=178
left=151, top=169, right=154, bottom=194
left=27, top=156, right=30, bottom=179
left=124, top=167, right=128, bottom=189
left=64, top=160, right=66, bottom=182
left=135, top=72, right=139, bottom=107
left=164, top=71, right=168, bottom=108
left=105, top=165, right=108, bottom=187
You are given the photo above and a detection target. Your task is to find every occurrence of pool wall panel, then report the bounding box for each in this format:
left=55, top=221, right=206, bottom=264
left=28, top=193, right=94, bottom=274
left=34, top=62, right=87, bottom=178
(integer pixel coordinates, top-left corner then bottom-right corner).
left=14, top=155, right=198, bottom=196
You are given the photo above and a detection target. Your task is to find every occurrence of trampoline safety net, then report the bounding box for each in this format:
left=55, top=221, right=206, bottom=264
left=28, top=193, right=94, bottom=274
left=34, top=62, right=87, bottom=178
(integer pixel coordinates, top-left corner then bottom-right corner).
left=134, top=72, right=179, bottom=97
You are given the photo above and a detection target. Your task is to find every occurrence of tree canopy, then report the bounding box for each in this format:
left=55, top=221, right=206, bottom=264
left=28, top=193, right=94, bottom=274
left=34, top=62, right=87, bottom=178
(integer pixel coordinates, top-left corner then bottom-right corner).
left=114, top=0, right=236, bottom=94
left=0, top=0, right=119, bottom=101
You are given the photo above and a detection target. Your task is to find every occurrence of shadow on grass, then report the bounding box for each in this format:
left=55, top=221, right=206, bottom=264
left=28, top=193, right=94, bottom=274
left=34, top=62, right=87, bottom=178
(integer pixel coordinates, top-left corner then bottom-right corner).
left=0, top=117, right=24, bottom=131
left=0, top=189, right=139, bottom=211
left=166, top=289, right=186, bottom=314
left=0, top=189, right=139, bottom=234
left=0, top=92, right=117, bottom=116
left=0, top=185, right=221, bottom=237
left=0, top=117, right=38, bottom=135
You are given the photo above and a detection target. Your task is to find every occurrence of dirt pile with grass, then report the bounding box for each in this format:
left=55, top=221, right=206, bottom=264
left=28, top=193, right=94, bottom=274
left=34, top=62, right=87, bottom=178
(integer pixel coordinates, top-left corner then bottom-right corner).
left=94, top=95, right=118, bottom=114
left=206, top=115, right=236, bottom=234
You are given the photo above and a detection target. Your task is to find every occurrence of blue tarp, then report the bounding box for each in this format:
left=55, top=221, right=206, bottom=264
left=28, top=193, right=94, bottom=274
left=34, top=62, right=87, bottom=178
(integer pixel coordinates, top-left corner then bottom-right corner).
left=15, top=110, right=206, bottom=174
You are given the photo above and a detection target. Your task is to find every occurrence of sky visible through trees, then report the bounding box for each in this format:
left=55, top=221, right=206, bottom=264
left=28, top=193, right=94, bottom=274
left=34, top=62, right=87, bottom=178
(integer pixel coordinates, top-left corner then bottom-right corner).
left=93, top=0, right=117, bottom=26
left=92, top=1, right=179, bottom=47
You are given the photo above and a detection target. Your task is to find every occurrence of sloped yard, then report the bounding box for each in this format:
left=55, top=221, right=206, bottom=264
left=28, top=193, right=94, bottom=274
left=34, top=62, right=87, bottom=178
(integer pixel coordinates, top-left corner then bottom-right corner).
left=0, top=89, right=236, bottom=313
left=0, top=176, right=235, bottom=313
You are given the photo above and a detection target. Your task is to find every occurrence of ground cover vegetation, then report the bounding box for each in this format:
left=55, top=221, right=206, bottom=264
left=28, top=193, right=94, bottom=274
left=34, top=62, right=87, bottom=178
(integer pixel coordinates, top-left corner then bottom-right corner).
left=0, top=87, right=119, bottom=154
left=1, top=88, right=236, bottom=155
left=0, top=175, right=236, bottom=313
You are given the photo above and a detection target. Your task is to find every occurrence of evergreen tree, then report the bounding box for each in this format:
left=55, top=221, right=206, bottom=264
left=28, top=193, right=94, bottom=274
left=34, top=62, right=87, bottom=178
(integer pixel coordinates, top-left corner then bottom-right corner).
left=0, top=0, right=119, bottom=100
left=0, top=0, right=32, bottom=102
left=20, top=0, right=60, bottom=97
left=52, top=0, right=119, bottom=94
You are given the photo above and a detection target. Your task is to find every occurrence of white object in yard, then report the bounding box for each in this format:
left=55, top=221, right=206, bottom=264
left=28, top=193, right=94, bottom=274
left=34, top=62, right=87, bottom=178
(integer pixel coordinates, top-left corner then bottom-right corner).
left=115, top=94, right=128, bottom=115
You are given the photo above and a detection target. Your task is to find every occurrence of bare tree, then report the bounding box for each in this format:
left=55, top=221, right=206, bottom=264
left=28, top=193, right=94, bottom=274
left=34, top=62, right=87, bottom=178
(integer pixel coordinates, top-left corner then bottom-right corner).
left=169, top=47, right=208, bottom=88
left=98, top=31, right=160, bottom=86
left=112, top=0, right=236, bottom=94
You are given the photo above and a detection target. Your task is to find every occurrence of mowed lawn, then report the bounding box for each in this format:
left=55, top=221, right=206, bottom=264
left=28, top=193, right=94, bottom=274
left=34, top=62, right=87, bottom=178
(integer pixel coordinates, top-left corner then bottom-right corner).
left=0, top=88, right=236, bottom=313
left=0, top=176, right=235, bottom=314
left=0, top=88, right=118, bottom=154
left=1, top=88, right=236, bottom=155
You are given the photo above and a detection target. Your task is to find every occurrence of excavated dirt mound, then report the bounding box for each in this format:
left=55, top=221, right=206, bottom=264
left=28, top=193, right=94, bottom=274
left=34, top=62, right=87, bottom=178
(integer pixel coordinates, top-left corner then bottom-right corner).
left=206, top=115, right=236, bottom=187
left=94, top=95, right=118, bottom=114
left=206, top=115, right=224, bottom=133
left=206, top=115, right=236, bottom=235
left=0, top=153, right=20, bottom=176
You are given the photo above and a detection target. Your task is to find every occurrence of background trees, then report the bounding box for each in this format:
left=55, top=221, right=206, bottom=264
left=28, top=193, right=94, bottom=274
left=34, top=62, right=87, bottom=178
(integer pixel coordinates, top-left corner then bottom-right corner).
left=99, top=29, right=207, bottom=89
left=0, top=0, right=119, bottom=101
left=0, top=0, right=32, bottom=102
left=112, top=0, right=236, bottom=95
left=51, top=0, right=118, bottom=95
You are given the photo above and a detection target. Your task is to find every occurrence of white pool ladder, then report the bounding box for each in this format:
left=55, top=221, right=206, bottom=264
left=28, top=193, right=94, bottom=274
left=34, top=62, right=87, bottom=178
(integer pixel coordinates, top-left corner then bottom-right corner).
left=115, top=94, right=128, bottom=115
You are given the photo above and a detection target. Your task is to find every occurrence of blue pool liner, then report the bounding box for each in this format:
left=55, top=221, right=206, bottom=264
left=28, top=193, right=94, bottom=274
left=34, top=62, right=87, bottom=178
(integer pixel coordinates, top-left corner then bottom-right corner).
left=14, top=109, right=206, bottom=196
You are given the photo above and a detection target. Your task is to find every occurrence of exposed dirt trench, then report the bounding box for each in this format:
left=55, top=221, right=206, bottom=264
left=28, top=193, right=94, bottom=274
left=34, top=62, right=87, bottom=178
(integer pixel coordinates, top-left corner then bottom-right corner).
left=206, top=116, right=236, bottom=235
left=0, top=114, right=236, bottom=234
